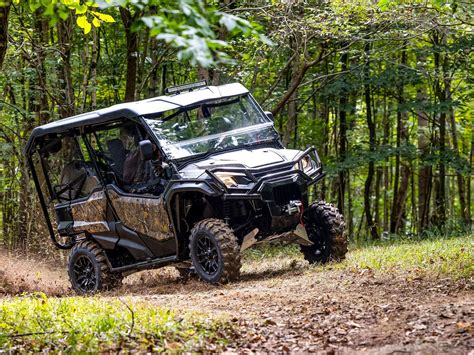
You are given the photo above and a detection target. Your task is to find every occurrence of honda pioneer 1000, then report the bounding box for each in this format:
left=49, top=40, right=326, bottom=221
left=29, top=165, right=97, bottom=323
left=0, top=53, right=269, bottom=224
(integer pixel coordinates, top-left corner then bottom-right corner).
left=25, top=81, right=347, bottom=294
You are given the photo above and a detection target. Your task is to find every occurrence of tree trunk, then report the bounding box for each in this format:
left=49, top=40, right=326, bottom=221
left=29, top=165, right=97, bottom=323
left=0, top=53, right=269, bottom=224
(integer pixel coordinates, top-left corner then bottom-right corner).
left=375, top=166, right=382, bottom=232
left=148, top=37, right=159, bottom=96
left=57, top=17, right=75, bottom=117
left=390, top=46, right=409, bottom=234
left=17, top=159, right=31, bottom=251
left=320, top=99, right=329, bottom=201
left=198, top=66, right=210, bottom=82
left=33, top=13, right=50, bottom=125
left=364, top=43, right=379, bottom=239
left=347, top=171, right=353, bottom=237
left=0, top=2, right=10, bottom=69
left=282, top=44, right=300, bottom=147
left=120, top=7, right=139, bottom=102
left=433, top=31, right=447, bottom=226
left=338, top=50, right=348, bottom=214
left=448, top=97, right=468, bottom=226
left=90, top=26, right=98, bottom=110
left=80, top=34, right=90, bottom=112
left=410, top=161, right=417, bottom=234
left=211, top=0, right=231, bottom=85
left=417, top=90, right=431, bottom=233
left=382, top=95, right=390, bottom=232
left=468, top=138, right=473, bottom=226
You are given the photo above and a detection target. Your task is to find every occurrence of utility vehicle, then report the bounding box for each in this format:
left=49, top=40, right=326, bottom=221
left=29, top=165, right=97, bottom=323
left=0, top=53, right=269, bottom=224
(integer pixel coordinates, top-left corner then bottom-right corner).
left=25, top=81, right=347, bottom=294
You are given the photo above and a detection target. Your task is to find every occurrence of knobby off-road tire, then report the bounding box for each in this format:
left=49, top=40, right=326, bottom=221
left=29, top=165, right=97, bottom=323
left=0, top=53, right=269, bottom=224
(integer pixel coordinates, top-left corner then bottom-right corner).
left=68, top=240, right=123, bottom=295
left=300, top=201, right=347, bottom=264
left=189, top=219, right=241, bottom=284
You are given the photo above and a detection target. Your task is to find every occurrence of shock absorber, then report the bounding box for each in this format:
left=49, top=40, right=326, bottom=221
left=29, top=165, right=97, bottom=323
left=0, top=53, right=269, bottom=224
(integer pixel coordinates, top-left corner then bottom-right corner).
left=223, top=200, right=232, bottom=223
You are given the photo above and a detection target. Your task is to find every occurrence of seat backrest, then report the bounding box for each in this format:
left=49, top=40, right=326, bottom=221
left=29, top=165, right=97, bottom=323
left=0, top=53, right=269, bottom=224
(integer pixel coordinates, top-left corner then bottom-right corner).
left=106, top=138, right=127, bottom=177
left=59, top=160, right=86, bottom=200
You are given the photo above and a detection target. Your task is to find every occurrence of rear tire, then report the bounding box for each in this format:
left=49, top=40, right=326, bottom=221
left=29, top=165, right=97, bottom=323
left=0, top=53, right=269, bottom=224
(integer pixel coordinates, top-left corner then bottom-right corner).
left=189, top=219, right=241, bottom=284
left=300, top=201, right=347, bottom=264
left=68, top=240, right=123, bottom=295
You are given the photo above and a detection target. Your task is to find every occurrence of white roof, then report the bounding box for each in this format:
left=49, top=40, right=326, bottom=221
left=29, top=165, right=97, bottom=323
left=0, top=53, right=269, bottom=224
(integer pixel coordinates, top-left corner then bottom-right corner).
left=100, top=82, right=249, bottom=116
left=26, top=83, right=250, bottom=147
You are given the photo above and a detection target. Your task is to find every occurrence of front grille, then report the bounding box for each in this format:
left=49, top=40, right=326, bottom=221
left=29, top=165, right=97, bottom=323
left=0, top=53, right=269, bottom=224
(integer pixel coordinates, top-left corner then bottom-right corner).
left=253, top=165, right=293, bottom=179
left=272, top=183, right=301, bottom=205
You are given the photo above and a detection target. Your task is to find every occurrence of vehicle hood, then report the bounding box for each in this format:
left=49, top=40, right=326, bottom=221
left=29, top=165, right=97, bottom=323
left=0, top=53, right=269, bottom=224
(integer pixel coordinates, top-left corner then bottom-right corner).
left=179, top=147, right=300, bottom=179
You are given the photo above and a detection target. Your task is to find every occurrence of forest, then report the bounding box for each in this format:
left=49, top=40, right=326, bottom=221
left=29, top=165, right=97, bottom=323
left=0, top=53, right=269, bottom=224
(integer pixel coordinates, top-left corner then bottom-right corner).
left=0, top=0, right=472, bottom=252
left=0, top=0, right=472, bottom=352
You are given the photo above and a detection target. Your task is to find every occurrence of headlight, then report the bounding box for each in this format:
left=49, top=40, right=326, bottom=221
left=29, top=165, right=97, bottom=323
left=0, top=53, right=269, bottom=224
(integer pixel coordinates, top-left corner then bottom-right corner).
left=214, top=172, right=252, bottom=188
left=216, top=173, right=237, bottom=187
left=215, top=172, right=238, bottom=187
left=301, top=156, right=310, bottom=170
left=294, top=156, right=313, bottom=172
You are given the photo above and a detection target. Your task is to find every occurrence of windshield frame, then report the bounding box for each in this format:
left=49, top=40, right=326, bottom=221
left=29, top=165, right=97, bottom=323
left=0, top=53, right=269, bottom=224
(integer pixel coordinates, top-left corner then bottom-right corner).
left=140, top=93, right=280, bottom=162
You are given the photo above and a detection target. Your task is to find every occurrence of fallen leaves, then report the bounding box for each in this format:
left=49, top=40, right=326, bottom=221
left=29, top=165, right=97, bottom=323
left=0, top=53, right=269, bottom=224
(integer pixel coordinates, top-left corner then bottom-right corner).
left=456, top=321, right=471, bottom=333
left=1, top=250, right=472, bottom=352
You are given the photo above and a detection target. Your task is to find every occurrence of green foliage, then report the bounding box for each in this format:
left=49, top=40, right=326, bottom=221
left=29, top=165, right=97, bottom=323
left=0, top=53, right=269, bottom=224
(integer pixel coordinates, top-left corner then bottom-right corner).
left=12, top=0, right=269, bottom=67
left=347, top=233, right=473, bottom=279
left=325, top=143, right=419, bottom=176
left=244, top=232, right=474, bottom=279
left=0, top=296, right=232, bottom=352
left=0, top=0, right=472, bottom=250
left=132, top=0, right=271, bottom=66
left=19, top=0, right=112, bottom=28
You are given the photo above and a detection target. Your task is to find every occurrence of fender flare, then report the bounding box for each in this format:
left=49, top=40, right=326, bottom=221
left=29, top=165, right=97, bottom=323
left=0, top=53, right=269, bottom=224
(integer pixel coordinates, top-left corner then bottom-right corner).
left=163, top=181, right=222, bottom=257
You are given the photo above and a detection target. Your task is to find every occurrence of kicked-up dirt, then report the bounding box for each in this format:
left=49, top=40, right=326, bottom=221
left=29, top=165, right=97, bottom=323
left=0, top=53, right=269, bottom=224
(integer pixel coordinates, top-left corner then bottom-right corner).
left=0, top=250, right=472, bottom=353
left=0, top=249, right=70, bottom=296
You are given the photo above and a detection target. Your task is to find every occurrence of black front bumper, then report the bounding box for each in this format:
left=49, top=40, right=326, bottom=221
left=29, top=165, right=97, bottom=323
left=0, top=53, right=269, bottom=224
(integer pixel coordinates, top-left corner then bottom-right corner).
left=259, top=173, right=308, bottom=232
left=206, top=147, right=325, bottom=233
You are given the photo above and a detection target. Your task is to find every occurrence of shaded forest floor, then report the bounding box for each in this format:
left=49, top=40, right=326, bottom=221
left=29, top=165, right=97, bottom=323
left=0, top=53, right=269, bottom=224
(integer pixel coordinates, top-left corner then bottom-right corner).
left=0, top=235, right=473, bottom=353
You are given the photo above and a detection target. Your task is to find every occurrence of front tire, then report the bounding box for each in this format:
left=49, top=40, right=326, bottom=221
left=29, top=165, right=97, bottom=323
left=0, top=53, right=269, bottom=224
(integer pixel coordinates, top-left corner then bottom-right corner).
left=189, top=219, right=241, bottom=284
left=300, top=201, right=347, bottom=264
left=68, top=240, right=122, bottom=295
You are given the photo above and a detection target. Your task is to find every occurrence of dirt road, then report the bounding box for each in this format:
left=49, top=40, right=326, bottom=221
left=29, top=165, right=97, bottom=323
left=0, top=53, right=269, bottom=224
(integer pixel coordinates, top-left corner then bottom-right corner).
left=1, top=251, right=472, bottom=353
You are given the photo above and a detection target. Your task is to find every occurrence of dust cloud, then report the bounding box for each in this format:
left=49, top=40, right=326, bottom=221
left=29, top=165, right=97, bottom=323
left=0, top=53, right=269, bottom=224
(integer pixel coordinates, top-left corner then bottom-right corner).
left=0, top=249, right=70, bottom=296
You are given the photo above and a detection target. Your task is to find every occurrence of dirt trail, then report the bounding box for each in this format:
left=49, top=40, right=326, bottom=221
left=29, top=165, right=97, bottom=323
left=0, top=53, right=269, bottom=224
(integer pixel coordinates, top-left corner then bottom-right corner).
left=119, top=258, right=473, bottom=353
left=0, top=251, right=472, bottom=352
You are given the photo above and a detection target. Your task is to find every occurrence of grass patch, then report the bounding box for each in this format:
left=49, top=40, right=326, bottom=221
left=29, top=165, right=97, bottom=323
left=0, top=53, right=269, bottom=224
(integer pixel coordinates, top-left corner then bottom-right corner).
left=0, top=294, right=233, bottom=352
left=243, top=233, right=473, bottom=279
left=344, top=234, right=473, bottom=278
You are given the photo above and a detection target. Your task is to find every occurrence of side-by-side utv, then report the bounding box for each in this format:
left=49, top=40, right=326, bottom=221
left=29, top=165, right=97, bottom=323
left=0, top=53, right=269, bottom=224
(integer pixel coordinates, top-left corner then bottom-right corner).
left=24, top=81, right=347, bottom=294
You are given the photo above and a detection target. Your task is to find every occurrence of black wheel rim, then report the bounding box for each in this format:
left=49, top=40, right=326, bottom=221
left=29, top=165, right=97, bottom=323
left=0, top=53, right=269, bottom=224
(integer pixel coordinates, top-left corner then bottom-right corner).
left=195, top=234, right=220, bottom=276
left=73, top=255, right=97, bottom=293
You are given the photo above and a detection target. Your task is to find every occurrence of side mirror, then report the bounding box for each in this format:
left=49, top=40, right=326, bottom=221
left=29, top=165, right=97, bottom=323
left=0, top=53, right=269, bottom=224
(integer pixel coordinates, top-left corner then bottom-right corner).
left=161, top=162, right=173, bottom=179
left=264, top=111, right=274, bottom=121
left=138, top=140, right=154, bottom=161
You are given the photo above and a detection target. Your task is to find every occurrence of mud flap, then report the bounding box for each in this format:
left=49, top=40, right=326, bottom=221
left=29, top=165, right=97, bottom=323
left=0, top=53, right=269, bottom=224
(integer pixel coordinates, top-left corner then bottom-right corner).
left=240, top=224, right=313, bottom=252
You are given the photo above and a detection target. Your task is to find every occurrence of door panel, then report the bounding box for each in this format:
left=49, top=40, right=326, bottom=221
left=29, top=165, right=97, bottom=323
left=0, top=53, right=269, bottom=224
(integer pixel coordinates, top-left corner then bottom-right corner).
left=108, top=188, right=174, bottom=243
left=68, top=190, right=109, bottom=234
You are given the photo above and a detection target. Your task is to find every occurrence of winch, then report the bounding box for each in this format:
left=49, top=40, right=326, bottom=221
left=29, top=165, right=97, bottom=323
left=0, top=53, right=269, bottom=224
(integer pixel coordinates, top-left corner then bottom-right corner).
left=283, top=200, right=302, bottom=215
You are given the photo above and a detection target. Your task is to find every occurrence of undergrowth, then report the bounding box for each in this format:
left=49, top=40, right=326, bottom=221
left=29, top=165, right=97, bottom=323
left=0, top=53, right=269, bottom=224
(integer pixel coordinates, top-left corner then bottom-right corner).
left=243, top=232, right=473, bottom=279
left=1, top=231, right=471, bottom=351
left=0, top=295, right=232, bottom=352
